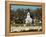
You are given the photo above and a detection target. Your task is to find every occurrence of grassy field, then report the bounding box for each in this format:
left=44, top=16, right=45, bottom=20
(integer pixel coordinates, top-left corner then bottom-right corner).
left=11, top=25, right=42, bottom=32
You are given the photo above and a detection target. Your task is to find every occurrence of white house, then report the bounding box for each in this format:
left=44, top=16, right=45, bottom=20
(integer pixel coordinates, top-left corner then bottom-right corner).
left=25, top=12, right=32, bottom=24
